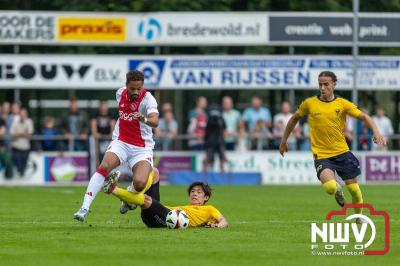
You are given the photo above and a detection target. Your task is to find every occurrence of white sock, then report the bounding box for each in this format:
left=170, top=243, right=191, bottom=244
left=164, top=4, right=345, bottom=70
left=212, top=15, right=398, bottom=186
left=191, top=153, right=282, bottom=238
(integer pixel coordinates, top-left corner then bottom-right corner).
left=82, top=172, right=106, bottom=210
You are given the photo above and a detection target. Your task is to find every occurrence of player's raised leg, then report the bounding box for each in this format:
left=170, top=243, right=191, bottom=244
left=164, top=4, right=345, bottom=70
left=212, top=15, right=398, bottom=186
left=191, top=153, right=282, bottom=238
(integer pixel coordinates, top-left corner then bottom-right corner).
left=319, top=168, right=346, bottom=207
left=74, top=151, right=120, bottom=222
left=104, top=164, right=154, bottom=206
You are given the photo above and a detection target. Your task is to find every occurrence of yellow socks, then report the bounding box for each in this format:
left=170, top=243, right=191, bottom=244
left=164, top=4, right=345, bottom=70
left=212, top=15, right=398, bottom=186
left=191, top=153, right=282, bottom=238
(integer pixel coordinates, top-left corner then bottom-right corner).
left=113, top=188, right=145, bottom=205
left=347, top=183, right=363, bottom=214
left=143, top=170, right=154, bottom=192
left=322, top=179, right=337, bottom=195
left=112, top=169, right=155, bottom=206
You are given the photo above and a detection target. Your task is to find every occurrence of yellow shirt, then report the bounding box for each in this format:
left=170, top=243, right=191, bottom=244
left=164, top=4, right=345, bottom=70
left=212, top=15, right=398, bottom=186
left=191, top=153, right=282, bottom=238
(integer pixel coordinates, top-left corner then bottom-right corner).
left=166, top=205, right=222, bottom=227
left=296, top=96, right=361, bottom=159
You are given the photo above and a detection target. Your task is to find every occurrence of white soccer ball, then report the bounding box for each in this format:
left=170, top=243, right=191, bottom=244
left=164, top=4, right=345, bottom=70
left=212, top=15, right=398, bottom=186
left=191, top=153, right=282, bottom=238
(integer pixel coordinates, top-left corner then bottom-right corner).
left=165, top=209, right=189, bottom=229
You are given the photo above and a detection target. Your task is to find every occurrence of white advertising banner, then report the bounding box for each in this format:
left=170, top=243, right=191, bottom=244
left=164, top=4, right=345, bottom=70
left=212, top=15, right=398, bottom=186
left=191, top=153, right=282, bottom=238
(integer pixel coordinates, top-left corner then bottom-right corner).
left=0, top=11, right=267, bottom=45
left=0, top=54, right=126, bottom=89
left=196, top=151, right=319, bottom=184
left=1, top=55, right=400, bottom=90
left=0, top=12, right=56, bottom=44
left=2, top=11, right=400, bottom=46
left=130, top=13, right=267, bottom=45
left=0, top=152, right=44, bottom=185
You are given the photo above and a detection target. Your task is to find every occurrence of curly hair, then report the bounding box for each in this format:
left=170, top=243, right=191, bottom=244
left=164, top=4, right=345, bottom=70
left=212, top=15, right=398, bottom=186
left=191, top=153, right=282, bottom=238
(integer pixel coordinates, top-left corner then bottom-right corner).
left=126, top=70, right=144, bottom=84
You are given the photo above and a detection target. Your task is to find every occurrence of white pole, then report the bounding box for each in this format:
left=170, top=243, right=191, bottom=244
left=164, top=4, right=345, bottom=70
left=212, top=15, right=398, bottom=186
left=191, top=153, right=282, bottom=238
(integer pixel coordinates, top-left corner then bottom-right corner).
left=352, top=0, right=359, bottom=151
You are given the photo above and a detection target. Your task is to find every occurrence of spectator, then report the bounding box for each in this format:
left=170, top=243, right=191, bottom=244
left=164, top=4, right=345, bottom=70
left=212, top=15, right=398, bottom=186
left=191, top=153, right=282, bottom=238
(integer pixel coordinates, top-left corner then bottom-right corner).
left=10, top=108, right=33, bottom=177
left=62, top=99, right=89, bottom=151
left=0, top=101, right=10, bottom=120
left=188, top=96, right=208, bottom=120
left=161, top=102, right=173, bottom=117
left=222, top=96, right=241, bottom=151
left=91, top=100, right=115, bottom=161
left=2, top=102, right=19, bottom=149
left=299, top=119, right=311, bottom=151
left=241, top=96, right=272, bottom=134
left=203, top=105, right=226, bottom=172
left=154, top=110, right=178, bottom=150
left=236, top=129, right=249, bottom=152
left=344, top=115, right=354, bottom=149
left=0, top=115, right=13, bottom=179
left=41, top=116, right=60, bottom=151
left=357, top=108, right=373, bottom=151
left=10, top=102, right=21, bottom=123
left=372, top=106, right=393, bottom=151
left=273, top=101, right=299, bottom=150
left=187, top=96, right=208, bottom=150
left=250, top=119, right=271, bottom=150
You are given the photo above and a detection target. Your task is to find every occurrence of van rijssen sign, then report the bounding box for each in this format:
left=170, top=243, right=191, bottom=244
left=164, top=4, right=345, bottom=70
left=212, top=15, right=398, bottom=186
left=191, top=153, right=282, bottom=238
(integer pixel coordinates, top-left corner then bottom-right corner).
left=1, top=55, right=400, bottom=90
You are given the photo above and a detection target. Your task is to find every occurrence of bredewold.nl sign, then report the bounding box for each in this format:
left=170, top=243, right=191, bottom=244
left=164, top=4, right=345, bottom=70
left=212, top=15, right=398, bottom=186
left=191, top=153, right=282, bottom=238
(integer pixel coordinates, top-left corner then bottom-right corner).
left=1, top=11, right=400, bottom=46
left=1, top=55, right=400, bottom=90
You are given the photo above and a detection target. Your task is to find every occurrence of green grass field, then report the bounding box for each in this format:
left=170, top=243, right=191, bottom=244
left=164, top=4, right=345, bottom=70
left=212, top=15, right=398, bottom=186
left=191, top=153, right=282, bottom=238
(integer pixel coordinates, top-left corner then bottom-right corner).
left=0, top=185, right=398, bottom=266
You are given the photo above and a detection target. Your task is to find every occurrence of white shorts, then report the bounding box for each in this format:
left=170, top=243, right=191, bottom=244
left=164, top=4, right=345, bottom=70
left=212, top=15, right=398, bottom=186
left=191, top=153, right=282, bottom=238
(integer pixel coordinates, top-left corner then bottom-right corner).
left=106, top=139, right=153, bottom=169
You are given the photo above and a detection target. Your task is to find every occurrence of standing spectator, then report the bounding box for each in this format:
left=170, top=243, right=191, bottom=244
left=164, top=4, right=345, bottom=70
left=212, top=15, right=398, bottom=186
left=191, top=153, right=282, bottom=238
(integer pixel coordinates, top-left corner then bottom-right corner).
left=91, top=100, right=115, bottom=161
left=10, top=108, right=33, bottom=177
left=222, top=96, right=241, bottom=151
left=188, top=96, right=208, bottom=120
left=299, top=119, right=311, bottom=151
left=0, top=115, right=13, bottom=179
left=0, top=101, right=11, bottom=120
left=273, top=101, right=299, bottom=150
left=187, top=96, right=208, bottom=150
left=41, top=116, right=60, bottom=151
left=10, top=102, right=21, bottom=125
left=372, top=106, right=393, bottom=151
left=203, top=105, right=226, bottom=172
left=343, top=116, right=354, bottom=149
left=2, top=102, right=19, bottom=149
left=154, top=110, right=178, bottom=150
left=357, top=108, right=373, bottom=151
left=250, top=119, right=271, bottom=150
left=160, top=102, right=173, bottom=117
left=242, top=96, right=272, bottom=134
left=62, top=99, right=89, bottom=151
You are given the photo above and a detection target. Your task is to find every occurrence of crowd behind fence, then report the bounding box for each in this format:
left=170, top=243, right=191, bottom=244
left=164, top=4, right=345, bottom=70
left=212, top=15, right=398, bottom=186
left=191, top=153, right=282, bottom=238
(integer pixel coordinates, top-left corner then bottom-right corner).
left=0, top=95, right=398, bottom=179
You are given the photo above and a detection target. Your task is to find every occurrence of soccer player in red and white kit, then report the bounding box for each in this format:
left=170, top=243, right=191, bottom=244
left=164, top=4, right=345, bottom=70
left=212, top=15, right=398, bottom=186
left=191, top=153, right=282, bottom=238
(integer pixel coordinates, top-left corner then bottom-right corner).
left=74, top=70, right=159, bottom=222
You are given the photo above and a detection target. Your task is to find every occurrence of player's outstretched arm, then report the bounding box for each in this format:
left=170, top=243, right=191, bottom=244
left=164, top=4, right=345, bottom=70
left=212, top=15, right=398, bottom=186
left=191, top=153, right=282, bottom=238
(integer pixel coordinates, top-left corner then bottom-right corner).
left=205, top=215, right=228, bottom=228
left=279, top=113, right=301, bottom=157
left=358, top=113, right=386, bottom=145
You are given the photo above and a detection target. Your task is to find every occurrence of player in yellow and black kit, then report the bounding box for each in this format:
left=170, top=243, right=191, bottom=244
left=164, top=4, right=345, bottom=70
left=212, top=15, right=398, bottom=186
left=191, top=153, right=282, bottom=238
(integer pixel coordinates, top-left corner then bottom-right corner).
left=279, top=71, right=386, bottom=223
left=102, top=168, right=228, bottom=228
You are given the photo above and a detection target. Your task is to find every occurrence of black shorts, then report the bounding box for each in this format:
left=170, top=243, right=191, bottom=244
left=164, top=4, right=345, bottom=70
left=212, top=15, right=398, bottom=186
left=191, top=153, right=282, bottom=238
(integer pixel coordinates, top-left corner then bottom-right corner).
left=140, top=182, right=170, bottom=228
left=314, top=152, right=361, bottom=180
left=141, top=200, right=170, bottom=228
left=205, top=144, right=226, bottom=163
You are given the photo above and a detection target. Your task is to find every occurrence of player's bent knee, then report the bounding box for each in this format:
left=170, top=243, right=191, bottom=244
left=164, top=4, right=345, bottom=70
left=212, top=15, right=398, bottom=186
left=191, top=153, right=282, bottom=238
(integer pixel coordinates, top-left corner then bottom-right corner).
left=322, top=180, right=337, bottom=195
left=133, top=179, right=147, bottom=192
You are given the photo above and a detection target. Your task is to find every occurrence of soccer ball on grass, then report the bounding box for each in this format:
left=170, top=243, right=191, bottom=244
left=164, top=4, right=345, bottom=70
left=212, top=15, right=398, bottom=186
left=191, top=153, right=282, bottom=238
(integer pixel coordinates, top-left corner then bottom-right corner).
left=165, top=209, right=189, bottom=229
